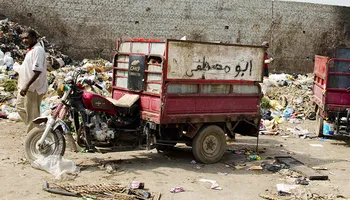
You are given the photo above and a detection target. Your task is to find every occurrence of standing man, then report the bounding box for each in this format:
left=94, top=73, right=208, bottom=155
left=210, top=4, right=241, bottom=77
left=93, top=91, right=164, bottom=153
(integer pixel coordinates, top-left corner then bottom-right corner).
left=16, top=28, right=47, bottom=133
left=262, top=41, right=273, bottom=78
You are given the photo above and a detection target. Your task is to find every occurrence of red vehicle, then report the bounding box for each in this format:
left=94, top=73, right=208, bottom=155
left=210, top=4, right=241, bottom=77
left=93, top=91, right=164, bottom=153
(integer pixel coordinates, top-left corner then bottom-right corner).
left=24, top=39, right=265, bottom=164
left=313, top=48, right=350, bottom=137
left=112, top=38, right=265, bottom=163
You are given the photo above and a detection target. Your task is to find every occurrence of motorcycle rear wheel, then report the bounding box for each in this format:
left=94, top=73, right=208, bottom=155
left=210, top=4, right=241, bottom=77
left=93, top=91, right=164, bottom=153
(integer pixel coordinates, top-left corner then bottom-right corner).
left=24, top=127, right=66, bottom=163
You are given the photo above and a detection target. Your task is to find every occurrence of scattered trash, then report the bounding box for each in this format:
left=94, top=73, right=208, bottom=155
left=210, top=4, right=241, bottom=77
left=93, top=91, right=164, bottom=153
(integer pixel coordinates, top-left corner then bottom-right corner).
left=312, top=166, right=328, bottom=170
left=190, top=160, right=196, bottom=164
left=309, top=144, right=324, bottom=147
left=249, top=166, right=263, bottom=171
left=194, top=165, right=201, bottom=169
left=130, top=181, right=145, bottom=189
left=248, top=154, right=261, bottom=161
left=0, top=111, right=7, bottom=119
left=307, top=112, right=316, bottom=120
left=295, top=176, right=309, bottom=185
left=199, top=179, right=223, bottom=190
left=217, top=172, right=228, bottom=175
left=43, top=181, right=160, bottom=199
left=276, top=184, right=298, bottom=196
left=275, top=156, right=328, bottom=180
left=170, top=186, right=184, bottom=193
left=259, top=193, right=283, bottom=200
left=32, top=155, right=80, bottom=180
left=319, top=138, right=329, bottom=142
left=104, top=163, right=117, bottom=174
left=262, top=164, right=283, bottom=173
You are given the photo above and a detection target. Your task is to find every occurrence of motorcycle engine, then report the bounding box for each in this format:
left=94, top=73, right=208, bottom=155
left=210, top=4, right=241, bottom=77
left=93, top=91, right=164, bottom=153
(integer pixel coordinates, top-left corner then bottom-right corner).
left=90, top=114, right=115, bottom=142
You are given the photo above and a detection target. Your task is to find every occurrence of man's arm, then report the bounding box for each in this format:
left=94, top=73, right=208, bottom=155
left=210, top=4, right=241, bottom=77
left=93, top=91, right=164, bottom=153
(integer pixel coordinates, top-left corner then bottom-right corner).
left=20, top=71, right=41, bottom=96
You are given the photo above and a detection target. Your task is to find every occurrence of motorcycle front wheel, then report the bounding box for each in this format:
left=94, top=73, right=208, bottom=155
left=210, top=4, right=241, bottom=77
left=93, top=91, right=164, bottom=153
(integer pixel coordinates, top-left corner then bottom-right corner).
left=24, top=127, right=66, bottom=163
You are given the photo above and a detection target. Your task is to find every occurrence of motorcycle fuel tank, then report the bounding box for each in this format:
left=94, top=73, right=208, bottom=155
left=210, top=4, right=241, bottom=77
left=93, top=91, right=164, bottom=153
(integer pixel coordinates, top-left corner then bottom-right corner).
left=82, top=92, right=118, bottom=115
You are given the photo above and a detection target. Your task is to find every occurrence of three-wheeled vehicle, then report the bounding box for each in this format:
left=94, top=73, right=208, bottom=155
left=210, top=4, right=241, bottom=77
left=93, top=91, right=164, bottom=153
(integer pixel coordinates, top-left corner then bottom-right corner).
left=112, top=38, right=265, bottom=163
left=313, top=48, right=350, bottom=137
left=24, top=39, right=265, bottom=164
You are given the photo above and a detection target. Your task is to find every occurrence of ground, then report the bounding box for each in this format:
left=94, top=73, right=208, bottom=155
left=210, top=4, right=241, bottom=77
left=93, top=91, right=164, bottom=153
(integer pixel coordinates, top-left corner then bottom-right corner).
left=0, top=119, right=349, bottom=200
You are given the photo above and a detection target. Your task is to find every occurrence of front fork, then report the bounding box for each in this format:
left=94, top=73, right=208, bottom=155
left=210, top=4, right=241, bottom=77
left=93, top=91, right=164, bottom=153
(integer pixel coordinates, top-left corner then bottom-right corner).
left=38, top=117, right=56, bottom=146
left=36, top=116, right=72, bottom=149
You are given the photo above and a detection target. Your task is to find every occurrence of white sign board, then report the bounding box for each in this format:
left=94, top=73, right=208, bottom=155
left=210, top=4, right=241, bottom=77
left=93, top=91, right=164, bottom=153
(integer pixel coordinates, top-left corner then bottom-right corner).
left=167, top=41, right=264, bottom=81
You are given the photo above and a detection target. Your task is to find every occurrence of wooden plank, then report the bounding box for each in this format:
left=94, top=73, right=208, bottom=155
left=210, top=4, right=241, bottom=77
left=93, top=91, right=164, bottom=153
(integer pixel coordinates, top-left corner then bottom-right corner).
left=275, top=156, right=328, bottom=180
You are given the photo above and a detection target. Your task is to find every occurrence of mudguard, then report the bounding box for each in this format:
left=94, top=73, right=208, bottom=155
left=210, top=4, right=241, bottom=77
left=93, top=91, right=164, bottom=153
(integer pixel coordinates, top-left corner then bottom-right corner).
left=32, top=116, right=71, bottom=134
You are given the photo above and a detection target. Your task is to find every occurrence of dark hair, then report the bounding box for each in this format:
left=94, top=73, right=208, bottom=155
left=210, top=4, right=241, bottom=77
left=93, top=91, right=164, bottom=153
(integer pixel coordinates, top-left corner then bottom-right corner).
left=23, top=28, right=38, bottom=39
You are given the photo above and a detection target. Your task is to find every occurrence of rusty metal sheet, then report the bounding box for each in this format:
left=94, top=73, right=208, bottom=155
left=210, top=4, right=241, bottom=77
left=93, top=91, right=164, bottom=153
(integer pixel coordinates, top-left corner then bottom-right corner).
left=167, top=40, right=264, bottom=81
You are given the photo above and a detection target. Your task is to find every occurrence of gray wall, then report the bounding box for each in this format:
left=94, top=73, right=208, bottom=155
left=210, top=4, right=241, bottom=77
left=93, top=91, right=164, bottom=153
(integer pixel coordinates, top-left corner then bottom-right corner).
left=1, top=0, right=349, bottom=73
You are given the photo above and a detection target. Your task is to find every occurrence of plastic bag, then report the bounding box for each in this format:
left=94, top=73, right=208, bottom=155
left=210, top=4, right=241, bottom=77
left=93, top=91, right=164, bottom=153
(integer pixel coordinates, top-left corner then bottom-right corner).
left=4, top=52, right=14, bottom=67
left=32, top=155, right=80, bottom=180
left=0, top=49, right=4, bottom=65
left=7, top=112, right=21, bottom=121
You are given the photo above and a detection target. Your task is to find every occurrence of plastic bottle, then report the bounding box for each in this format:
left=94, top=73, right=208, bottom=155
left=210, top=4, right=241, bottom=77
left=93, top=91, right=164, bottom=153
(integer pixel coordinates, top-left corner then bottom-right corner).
left=283, top=108, right=294, bottom=118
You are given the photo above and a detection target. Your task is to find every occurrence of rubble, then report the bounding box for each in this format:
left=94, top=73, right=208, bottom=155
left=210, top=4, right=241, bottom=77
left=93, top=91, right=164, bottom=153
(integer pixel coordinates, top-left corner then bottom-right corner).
left=260, top=73, right=316, bottom=136
left=0, top=19, right=113, bottom=122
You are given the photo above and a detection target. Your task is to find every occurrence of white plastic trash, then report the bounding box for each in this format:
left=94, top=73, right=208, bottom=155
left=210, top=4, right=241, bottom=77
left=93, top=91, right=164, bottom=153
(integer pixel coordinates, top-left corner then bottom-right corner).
left=33, top=155, right=80, bottom=180
left=0, top=50, right=4, bottom=65
left=4, top=52, right=14, bottom=67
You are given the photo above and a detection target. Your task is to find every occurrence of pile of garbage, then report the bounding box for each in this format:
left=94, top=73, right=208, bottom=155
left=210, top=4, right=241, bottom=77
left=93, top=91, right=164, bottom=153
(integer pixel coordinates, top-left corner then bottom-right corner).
left=0, top=18, right=113, bottom=121
left=260, top=73, right=315, bottom=134
left=0, top=18, right=73, bottom=67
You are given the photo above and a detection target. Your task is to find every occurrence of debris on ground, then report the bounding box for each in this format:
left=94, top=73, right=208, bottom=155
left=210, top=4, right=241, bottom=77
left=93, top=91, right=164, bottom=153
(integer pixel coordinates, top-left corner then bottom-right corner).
left=259, top=73, right=319, bottom=138
left=275, top=156, right=328, bottom=180
left=249, top=166, right=263, bottom=171
left=295, top=176, right=309, bottom=185
left=43, top=182, right=161, bottom=200
left=248, top=154, right=261, bottom=161
left=309, top=144, right=324, bottom=147
left=312, top=166, right=328, bottom=170
left=170, top=186, right=184, bottom=193
left=32, top=155, right=80, bottom=180
left=276, top=183, right=298, bottom=196
left=130, top=181, right=145, bottom=189
left=190, top=160, right=196, bottom=164
left=199, top=179, right=223, bottom=190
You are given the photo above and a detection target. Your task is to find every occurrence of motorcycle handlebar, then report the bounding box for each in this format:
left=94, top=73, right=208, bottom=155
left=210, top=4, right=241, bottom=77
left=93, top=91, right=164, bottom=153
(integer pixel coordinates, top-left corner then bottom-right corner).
left=83, top=79, right=104, bottom=90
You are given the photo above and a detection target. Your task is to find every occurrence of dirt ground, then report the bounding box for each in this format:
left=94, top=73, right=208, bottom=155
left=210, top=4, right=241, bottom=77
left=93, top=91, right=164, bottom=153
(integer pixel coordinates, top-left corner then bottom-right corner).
left=0, top=119, right=349, bottom=200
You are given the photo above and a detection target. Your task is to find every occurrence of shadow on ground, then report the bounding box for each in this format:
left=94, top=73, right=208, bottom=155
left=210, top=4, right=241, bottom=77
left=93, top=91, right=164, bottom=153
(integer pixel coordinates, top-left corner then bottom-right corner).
left=76, top=135, right=349, bottom=176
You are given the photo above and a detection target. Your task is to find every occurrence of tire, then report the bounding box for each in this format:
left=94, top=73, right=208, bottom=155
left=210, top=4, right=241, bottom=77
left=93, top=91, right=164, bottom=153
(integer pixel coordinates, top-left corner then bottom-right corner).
left=192, top=125, right=227, bottom=164
left=316, top=109, right=324, bottom=137
left=24, top=127, right=66, bottom=163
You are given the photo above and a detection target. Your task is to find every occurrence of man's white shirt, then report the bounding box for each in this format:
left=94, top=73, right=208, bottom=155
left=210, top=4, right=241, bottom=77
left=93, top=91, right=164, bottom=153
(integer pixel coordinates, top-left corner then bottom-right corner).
left=17, top=43, right=48, bottom=95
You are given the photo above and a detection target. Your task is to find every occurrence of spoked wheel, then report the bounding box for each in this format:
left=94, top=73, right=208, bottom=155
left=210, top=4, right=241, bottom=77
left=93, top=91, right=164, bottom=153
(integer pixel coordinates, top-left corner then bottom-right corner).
left=24, top=127, right=66, bottom=163
left=192, top=125, right=227, bottom=164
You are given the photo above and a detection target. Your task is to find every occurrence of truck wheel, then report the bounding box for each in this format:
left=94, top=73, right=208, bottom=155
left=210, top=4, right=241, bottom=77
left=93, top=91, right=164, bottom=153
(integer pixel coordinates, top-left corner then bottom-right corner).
left=192, top=125, right=227, bottom=164
left=316, top=109, right=324, bottom=137
left=24, top=127, right=66, bottom=163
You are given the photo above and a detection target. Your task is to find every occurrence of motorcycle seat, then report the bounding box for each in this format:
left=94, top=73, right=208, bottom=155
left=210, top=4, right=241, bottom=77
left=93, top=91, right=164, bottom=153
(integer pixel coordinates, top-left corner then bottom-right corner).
left=107, top=94, right=140, bottom=108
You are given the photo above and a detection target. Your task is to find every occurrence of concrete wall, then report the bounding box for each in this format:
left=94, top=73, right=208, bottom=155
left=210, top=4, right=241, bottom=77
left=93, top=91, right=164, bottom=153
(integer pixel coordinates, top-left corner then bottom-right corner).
left=0, top=0, right=349, bottom=73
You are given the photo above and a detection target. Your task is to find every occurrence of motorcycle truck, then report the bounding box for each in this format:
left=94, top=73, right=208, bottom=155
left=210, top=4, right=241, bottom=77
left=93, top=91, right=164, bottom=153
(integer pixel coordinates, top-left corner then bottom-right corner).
left=24, top=39, right=265, bottom=164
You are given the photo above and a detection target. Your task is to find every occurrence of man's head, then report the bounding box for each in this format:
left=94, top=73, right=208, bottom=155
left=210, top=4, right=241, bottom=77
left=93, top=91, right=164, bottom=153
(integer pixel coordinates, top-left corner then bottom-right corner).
left=262, top=41, right=269, bottom=49
left=21, top=28, right=38, bottom=48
